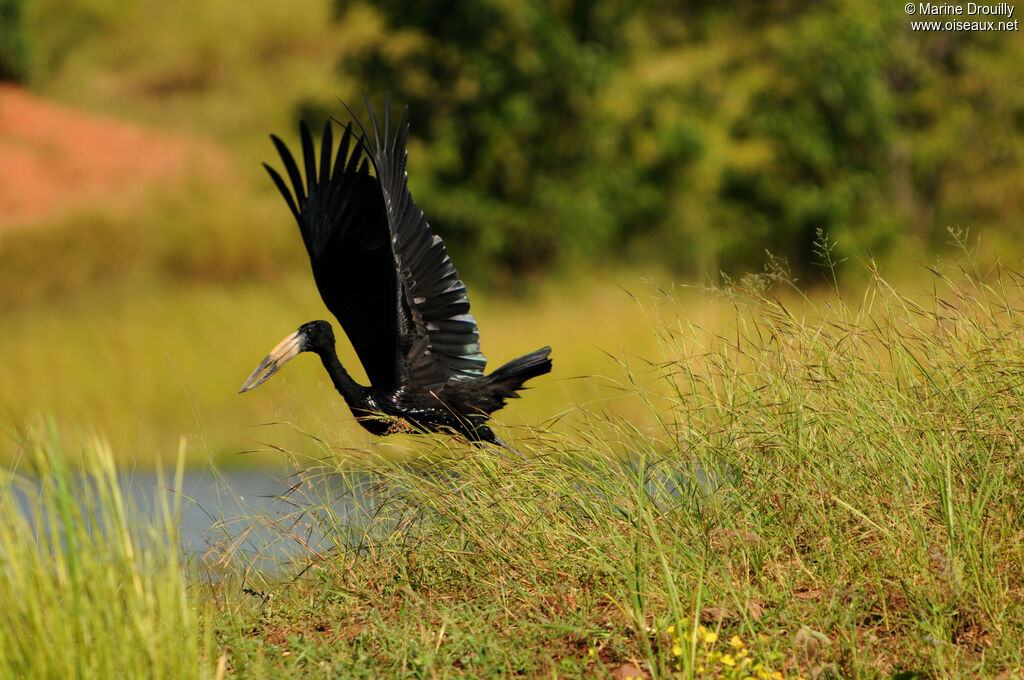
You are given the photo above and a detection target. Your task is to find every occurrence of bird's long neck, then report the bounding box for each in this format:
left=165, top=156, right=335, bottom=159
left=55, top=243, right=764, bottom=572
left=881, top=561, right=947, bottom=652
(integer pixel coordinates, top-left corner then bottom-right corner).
left=314, top=344, right=370, bottom=411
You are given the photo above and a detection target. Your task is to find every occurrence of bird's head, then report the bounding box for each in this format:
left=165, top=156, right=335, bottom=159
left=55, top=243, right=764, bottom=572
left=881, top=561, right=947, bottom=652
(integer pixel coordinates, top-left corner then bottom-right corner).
left=239, top=320, right=334, bottom=393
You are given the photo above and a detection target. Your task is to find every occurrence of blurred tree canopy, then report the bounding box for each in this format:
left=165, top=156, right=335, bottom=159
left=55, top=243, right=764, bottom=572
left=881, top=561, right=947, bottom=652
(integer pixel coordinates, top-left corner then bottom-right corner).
left=0, top=0, right=28, bottom=81
left=333, top=0, right=1023, bottom=282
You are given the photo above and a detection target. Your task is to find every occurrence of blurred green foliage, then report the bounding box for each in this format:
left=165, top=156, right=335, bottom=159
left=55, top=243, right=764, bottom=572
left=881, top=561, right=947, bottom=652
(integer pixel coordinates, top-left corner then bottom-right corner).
left=334, top=0, right=1023, bottom=281
left=0, top=0, right=28, bottom=80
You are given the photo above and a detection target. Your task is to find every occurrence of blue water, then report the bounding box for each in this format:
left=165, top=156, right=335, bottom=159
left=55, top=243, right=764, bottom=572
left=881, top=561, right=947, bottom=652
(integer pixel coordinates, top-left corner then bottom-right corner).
left=7, top=455, right=717, bottom=577
left=148, top=469, right=379, bottom=572
left=137, top=457, right=715, bottom=571
left=5, top=467, right=378, bottom=576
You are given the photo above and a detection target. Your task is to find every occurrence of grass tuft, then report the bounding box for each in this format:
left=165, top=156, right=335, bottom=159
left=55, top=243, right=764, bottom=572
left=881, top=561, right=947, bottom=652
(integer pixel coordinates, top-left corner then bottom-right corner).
left=0, top=420, right=215, bottom=678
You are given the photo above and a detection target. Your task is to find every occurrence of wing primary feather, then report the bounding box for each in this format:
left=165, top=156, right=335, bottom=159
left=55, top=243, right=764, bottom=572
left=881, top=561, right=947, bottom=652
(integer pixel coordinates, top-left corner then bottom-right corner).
left=384, top=92, right=392, bottom=152
left=332, top=124, right=352, bottom=182
left=319, top=120, right=333, bottom=191
left=346, top=133, right=365, bottom=175
left=340, top=96, right=372, bottom=146
left=396, top=106, right=410, bottom=163
left=270, top=134, right=306, bottom=205
left=363, top=92, right=382, bottom=155
left=300, top=122, right=317, bottom=192
left=263, top=163, right=300, bottom=221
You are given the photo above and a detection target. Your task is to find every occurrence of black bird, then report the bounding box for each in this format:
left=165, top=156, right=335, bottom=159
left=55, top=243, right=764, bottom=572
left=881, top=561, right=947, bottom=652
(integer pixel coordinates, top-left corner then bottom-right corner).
left=239, top=98, right=552, bottom=447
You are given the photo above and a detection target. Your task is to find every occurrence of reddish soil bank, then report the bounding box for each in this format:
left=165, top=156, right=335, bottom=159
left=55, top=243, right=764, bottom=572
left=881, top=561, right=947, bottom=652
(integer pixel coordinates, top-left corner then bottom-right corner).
left=0, top=83, right=220, bottom=228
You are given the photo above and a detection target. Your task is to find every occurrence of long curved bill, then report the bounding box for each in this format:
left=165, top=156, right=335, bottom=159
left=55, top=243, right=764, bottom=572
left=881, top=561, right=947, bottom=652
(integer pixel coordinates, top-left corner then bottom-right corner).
left=239, top=331, right=304, bottom=393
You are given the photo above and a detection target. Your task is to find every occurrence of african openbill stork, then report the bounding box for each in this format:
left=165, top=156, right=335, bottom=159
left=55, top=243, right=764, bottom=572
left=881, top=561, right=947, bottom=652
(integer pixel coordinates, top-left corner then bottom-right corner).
left=239, top=97, right=552, bottom=447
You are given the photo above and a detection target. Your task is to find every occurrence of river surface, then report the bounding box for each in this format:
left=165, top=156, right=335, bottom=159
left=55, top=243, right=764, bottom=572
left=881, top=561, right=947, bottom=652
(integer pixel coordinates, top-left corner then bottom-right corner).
left=7, top=467, right=379, bottom=576
left=10, top=458, right=711, bottom=576
left=143, top=469, right=380, bottom=572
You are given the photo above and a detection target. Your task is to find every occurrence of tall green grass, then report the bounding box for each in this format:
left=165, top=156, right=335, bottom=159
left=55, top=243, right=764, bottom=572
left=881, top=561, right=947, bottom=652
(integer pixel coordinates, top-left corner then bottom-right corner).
left=213, top=259, right=1024, bottom=678
left=0, top=422, right=216, bottom=678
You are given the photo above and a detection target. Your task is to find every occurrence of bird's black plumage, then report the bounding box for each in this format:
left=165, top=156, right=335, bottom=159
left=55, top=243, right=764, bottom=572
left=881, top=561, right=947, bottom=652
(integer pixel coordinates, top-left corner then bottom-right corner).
left=242, top=97, right=552, bottom=446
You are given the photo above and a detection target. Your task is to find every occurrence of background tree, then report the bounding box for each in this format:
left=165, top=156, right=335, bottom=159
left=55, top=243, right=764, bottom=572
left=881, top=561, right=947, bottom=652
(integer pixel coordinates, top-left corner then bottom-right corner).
left=330, top=0, right=1024, bottom=284
left=0, top=0, right=29, bottom=81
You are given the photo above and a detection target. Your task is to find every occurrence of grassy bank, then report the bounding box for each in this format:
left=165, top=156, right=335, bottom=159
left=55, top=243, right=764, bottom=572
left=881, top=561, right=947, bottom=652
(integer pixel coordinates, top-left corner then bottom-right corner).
left=4, top=260, right=1024, bottom=677
left=204, top=260, right=1024, bottom=678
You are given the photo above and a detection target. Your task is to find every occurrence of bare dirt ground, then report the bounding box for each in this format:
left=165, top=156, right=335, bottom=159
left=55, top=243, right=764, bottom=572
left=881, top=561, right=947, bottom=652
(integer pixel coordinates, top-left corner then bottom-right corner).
left=0, top=83, right=220, bottom=229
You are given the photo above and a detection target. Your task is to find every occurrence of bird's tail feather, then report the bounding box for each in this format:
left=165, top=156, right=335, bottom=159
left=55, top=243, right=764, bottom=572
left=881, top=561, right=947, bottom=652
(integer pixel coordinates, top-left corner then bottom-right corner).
left=483, top=347, right=552, bottom=397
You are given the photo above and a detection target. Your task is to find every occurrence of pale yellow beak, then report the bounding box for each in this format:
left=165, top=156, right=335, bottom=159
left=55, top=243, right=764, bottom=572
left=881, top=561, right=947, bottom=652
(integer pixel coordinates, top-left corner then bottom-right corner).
left=239, top=331, right=304, bottom=393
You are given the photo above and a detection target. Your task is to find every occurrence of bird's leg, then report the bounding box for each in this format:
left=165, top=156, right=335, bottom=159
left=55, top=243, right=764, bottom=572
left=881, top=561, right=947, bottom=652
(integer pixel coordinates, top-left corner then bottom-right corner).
left=478, top=433, right=527, bottom=461
left=459, top=419, right=527, bottom=459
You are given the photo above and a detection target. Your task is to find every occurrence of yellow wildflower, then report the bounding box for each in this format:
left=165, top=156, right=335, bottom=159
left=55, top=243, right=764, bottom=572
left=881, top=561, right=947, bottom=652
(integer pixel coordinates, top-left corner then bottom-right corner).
left=730, top=635, right=745, bottom=648
left=672, top=643, right=684, bottom=656
left=667, top=624, right=676, bottom=635
left=722, top=654, right=736, bottom=667
left=704, top=631, right=718, bottom=644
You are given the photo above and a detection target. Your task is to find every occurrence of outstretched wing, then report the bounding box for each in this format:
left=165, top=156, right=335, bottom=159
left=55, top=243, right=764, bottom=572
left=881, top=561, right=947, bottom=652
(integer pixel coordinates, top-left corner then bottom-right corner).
left=359, top=96, right=488, bottom=389
left=263, top=121, right=400, bottom=387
